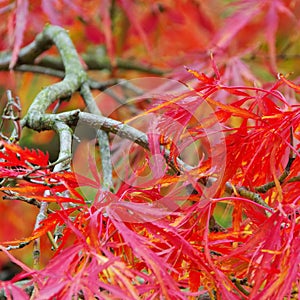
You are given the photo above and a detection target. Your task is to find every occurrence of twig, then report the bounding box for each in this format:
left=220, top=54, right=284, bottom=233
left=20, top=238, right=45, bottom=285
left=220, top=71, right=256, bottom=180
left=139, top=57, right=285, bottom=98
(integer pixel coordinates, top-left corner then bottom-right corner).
left=36, top=54, right=166, bottom=75
left=77, top=111, right=183, bottom=173
left=15, top=155, right=71, bottom=180
left=83, top=54, right=166, bottom=75
left=47, top=231, right=59, bottom=250
left=1, top=241, right=30, bottom=251
left=36, top=110, right=182, bottom=174
left=287, top=175, right=300, bottom=183
left=237, top=187, right=272, bottom=210
left=207, top=178, right=273, bottom=211
left=254, top=158, right=295, bottom=193
left=32, top=201, right=47, bottom=269
left=3, top=194, right=41, bottom=210
left=230, top=276, right=250, bottom=296
left=15, top=64, right=65, bottom=77
left=14, top=64, right=129, bottom=92
left=0, top=90, right=21, bottom=142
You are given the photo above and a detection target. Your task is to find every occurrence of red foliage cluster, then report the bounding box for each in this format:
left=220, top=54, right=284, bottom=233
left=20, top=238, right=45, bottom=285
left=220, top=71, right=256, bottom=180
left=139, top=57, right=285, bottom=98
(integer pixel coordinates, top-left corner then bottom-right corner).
left=0, top=70, right=300, bottom=298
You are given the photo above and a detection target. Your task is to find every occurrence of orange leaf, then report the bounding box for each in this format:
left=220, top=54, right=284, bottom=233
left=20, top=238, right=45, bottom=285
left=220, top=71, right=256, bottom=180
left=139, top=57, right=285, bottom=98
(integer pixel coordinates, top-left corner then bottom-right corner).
left=124, top=91, right=191, bottom=124
left=186, top=67, right=215, bottom=84
left=205, top=95, right=260, bottom=120
left=279, top=74, right=300, bottom=93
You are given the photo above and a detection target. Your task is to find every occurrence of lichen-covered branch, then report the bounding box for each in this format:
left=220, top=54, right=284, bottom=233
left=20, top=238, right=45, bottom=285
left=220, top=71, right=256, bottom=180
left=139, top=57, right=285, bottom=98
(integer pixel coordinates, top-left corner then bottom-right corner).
left=21, top=25, right=87, bottom=128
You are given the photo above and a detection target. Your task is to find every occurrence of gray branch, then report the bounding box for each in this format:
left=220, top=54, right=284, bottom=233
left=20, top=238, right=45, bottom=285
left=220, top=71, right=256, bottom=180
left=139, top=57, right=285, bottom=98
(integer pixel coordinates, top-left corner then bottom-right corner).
left=80, top=83, right=113, bottom=191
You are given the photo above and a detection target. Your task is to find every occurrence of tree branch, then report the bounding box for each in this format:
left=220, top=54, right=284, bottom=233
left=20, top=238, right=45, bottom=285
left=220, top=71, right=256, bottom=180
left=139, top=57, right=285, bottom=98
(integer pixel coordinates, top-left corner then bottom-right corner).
left=0, top=30, right=52, bottom=69
left=36, top=53, right=166, bottom=75
left=13, top=64, right=136, bottom=93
